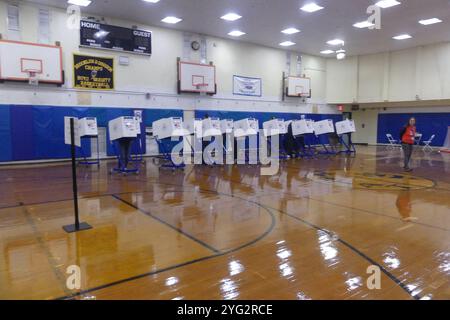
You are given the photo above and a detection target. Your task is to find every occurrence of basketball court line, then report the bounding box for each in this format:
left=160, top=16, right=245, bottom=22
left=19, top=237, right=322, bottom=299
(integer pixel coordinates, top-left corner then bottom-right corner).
left=19, top=203, right=73, bottom=298
left=111, top=194, right=221, bottom=254
left=53, top=184, right=421, bottom=300
left=1, top=167, right=442, bottom=299
left=55, top=189, right=277, bottom=300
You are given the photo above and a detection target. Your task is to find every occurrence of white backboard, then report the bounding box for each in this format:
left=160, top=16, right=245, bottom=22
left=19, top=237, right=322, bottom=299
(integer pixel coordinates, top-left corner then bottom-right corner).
left=286, top=76, right=311, bottom=97
left=179, top=61, right=216, bottom=94
left=0, top=40, right=63, bottom=84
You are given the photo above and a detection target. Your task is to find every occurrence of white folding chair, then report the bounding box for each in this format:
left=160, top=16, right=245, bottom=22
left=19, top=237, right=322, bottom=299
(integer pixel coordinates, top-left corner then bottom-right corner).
left=386, top=134, right=399, bottom=150
left=422, top=135, right=435, bottom=152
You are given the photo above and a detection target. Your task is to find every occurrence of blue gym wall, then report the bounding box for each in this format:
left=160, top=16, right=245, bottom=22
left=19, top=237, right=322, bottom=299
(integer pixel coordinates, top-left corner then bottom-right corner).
left=0, top=104, right=344, bottom=163
left=377, top=113, right=450, bottom=146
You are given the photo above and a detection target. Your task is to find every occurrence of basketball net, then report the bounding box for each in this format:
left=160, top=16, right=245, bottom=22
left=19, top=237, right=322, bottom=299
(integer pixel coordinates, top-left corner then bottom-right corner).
left=196, top=84, right=208, bottom=97
left=441, top=126, right=450, bottom=153
left=28, top=71, right=39, bottom=86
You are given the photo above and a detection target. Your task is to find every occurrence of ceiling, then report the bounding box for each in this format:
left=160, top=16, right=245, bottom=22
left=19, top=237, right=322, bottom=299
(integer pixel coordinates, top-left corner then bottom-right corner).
left=25, top=0, right=450, bottom=56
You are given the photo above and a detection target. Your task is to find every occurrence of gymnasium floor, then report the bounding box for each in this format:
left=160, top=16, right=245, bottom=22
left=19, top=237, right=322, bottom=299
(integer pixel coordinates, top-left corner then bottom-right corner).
left=0, top=146, right=449, bottom=300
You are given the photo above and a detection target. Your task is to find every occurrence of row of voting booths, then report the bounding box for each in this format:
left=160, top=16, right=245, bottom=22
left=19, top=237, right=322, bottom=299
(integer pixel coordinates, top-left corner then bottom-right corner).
left=64, top=115, right=356, bottom=173
left=152, top=116, right=357, bottom=168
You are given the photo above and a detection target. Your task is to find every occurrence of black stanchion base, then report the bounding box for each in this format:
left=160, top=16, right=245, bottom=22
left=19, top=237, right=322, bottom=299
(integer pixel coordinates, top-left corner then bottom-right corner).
left=63, top=222, right=93, bottom=233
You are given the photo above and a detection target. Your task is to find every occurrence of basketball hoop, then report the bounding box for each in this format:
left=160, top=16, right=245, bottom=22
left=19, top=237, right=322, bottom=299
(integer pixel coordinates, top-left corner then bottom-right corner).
left=195, top=83, right=208, bottom=96
left=27, top=71, right=40, bottom=86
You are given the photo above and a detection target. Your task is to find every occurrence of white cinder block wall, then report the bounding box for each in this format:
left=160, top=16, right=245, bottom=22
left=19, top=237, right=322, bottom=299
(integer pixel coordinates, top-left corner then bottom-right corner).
left=0, top=0, right=333, bottom=115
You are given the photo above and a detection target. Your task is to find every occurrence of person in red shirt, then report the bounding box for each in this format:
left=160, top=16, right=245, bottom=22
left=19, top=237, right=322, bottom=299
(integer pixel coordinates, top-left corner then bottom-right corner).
left=400, top=117, right=416, bottom=172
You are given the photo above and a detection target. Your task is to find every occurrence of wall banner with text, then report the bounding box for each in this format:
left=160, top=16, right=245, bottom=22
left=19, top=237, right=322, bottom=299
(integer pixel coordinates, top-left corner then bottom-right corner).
left=73, top=54, right=114, bottom=90
left=233, top=75, right=262, bottom=97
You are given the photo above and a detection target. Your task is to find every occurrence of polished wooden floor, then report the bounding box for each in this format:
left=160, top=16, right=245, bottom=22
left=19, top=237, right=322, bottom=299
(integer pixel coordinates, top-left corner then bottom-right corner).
left=0, top=146, right=449, bottom=300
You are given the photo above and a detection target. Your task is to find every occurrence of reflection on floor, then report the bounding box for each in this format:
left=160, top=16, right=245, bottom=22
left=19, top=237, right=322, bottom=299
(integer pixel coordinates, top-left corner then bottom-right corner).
left=0, top=146, right=449, bottom=300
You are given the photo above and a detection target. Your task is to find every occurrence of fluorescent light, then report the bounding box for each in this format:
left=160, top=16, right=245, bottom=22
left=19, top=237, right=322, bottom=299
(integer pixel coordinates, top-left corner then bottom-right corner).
left=336, top=49, right=346, bottom=53
left=375, top=0, right=401, bottom=9
left=281, top=28, right=301, bottom=35
left=300, top=3, right=324, bottom=13
left=337, top=52, right=346, bottom=60
left=353, top=21, right=375, bottom=29
left=228, top=30, right=246, bottom=37
left=67, top=0, right=91, bottom=6
left=221, top=13, right=242, bottom=21
left=320, top=50, right=334, bottom=54
left=142, top=0, right=160, bottom=3
left=327, top=39, right=345, bottom=46
left=279, top=41, right=296, bottom=47
left=419, top=18, right=442, bottom=25
left=161, top=16, right=182, bottom=24
left=392, top=34, right=412, bottom=40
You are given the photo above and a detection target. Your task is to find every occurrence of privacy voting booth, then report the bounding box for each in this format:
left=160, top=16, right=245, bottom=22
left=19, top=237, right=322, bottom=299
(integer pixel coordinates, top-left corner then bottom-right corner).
left=263, top=119, right=287, bottom=137
left=152, top=117, right=189, bottom=140
left=335, top=119, right=356, bottom=135
left=234, top=118, right=259, bottom=138
left=78, top=117, right=100, bottom=166
left=109, top=116, right=139, bottom=141
left=201, top=117, right=222, bottom=138
left=335, top=119, right=356, bottom=155
left=153, top=117, right=190, bottom=169
left=108, top=116, right=140, bottom=174
left=292, top=119, right=315, bottom=136
left=313, top=119, right=335, bottom=136
left=220, top=119, right=234, bottom=134
left=233, top=118, right=259, bottom=162
left=313, top=119, right=338, bottom=156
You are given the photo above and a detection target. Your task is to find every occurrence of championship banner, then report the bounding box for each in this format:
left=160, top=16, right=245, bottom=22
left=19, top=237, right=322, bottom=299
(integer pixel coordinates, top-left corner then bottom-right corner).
left=233, top=75, right=262, bottom=97
left=73, top=54, right=114, bottom=90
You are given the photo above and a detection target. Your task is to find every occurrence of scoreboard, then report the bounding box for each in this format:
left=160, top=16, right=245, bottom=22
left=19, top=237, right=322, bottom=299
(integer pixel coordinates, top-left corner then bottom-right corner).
left=80, top=20, right=152, bottom=56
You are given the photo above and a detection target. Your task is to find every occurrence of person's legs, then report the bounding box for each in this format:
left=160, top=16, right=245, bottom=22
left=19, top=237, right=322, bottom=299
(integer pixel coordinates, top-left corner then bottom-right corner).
left=402, top=143, right=413, bottom=170
left=118, top=138, right=133, bottom=169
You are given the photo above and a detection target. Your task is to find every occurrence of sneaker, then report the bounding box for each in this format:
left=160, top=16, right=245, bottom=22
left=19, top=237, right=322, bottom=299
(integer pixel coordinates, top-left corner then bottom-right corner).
left=404, top=167, right=413, bottom=172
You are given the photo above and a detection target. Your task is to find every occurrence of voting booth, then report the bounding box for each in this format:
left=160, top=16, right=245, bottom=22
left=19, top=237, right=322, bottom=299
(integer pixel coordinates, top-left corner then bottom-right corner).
left=108, top=117, right=141, bottom=174
left=78, top=117, right=98, bottom=137
left=201, top=117, right=222, bottom=138
left=335, top=119, right=356, bottom=135
left=263, top=119, right=287, bottom=137
left=153, top=117, right=189, bottom=140
left=234, top=118, right=259, bottom=138
left=221, top=119, right=234, bottom=134
left=109, top=116, right=139, bottom=141
left=335, top=119, right=356, bottom=155
left=313, top=120, right=335, bottom=136
left=292, top=119, right=315, bottom=136
left=184, top=118, right=203, bottom=136
left=77, top=117, right=100, bottom=166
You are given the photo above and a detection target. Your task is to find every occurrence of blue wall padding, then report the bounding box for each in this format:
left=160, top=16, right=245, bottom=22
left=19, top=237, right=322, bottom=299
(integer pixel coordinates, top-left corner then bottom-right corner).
left=378, top=113, right=450, bottom=146
left=0, top=104, right=391, bottom=163
left=0, top=105, right=12, bottom=162
left=10, top=105, right=35, bottom=161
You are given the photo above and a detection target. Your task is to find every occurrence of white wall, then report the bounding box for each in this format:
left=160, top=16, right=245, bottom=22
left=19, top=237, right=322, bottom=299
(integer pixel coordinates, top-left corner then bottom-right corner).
left=327, top=41, right=450, bottom=105
left=0, top=0, right=335, bottom=115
